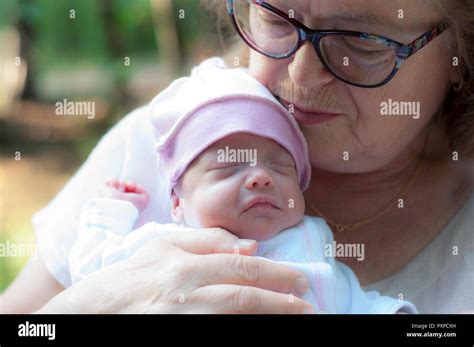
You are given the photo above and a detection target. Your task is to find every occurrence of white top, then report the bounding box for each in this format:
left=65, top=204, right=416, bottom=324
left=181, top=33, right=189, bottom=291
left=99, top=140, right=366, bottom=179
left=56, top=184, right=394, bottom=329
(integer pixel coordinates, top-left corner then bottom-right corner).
left=363, top=192, right=474, bottom=314
left=32, top=57, right=474, bottom=313
left=69, top=198, right=416, bottom=313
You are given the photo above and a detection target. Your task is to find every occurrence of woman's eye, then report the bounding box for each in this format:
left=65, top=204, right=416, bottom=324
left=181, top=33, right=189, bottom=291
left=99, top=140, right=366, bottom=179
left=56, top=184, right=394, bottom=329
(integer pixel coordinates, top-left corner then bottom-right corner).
left=343, top=40, right=389, bottom=57
left=262, top=18, right=287, bottom=27
left=257, top=10, right=286, bottom=25
left=256, top=11, right=294, bottom=33
left=346, top=43, right=384, bottom=55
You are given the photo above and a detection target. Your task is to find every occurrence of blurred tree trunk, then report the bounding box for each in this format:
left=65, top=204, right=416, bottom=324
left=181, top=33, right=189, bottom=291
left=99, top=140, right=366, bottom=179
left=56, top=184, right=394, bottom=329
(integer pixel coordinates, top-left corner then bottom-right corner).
left=150, top=0, right=180, bottom=74
left=0, top=28, right=27, bottom=118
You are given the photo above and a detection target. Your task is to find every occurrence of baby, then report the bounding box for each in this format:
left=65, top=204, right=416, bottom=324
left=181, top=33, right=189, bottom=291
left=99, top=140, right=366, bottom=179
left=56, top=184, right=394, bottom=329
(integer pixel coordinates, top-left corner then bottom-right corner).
left=69, top=60, right=416, bottom=314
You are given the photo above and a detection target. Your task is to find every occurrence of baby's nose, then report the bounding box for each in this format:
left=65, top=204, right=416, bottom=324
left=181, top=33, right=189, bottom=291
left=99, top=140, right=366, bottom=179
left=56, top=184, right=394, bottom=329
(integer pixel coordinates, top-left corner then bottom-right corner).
left=244, top=166, right=274, bottom=189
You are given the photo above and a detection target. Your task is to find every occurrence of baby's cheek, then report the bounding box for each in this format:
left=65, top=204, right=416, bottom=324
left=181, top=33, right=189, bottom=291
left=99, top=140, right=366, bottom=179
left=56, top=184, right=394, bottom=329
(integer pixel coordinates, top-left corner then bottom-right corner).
left=194, top=193, right=232, bottom=228
left=285, top=186, right=306, bottom=221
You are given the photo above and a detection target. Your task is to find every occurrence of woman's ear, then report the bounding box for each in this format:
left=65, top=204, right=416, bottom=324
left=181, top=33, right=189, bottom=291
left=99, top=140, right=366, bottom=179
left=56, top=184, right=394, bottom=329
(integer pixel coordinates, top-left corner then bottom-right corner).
left=170, top=190, right=185, bottom=224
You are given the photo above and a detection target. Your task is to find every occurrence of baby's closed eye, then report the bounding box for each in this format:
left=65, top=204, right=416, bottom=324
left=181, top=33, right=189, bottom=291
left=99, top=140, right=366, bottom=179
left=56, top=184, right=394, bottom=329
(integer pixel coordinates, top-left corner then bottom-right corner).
left=269, top=160, right=294, bottom=167
left=268, top=160, right=295, bottom=168
left=205, top=163, right=241, bottom=177
left=267, top=161, right=297, bottom=175
left=208, top=162, right=241, bottom=170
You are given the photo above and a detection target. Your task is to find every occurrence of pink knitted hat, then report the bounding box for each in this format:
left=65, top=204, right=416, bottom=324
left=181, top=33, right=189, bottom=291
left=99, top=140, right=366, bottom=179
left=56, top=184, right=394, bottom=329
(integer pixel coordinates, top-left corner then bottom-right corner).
left=149, top=58, right=311, bottom=196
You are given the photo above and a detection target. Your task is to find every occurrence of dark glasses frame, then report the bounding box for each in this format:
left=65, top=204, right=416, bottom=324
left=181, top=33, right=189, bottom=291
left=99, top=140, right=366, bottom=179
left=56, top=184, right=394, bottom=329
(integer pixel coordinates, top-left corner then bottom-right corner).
left=226, top=0, right=448, bottom=88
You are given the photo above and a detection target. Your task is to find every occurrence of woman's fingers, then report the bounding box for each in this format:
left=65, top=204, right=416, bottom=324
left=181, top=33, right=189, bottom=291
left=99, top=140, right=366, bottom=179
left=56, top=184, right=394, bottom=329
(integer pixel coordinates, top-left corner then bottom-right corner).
left=157, top=228, right=309, bottom=295
left=192, top=285, right=315, bottom=314
left=124, top=227, right=312, bottom=314
left=161, top=227, right=258, bottom=256
left=196, top=254, right=309, bottom=296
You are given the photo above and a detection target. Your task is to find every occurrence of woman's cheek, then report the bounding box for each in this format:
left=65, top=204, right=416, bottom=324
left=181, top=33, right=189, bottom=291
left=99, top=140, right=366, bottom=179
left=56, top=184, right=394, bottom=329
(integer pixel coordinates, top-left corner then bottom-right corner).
left=249, top=51, right=286, bottom=86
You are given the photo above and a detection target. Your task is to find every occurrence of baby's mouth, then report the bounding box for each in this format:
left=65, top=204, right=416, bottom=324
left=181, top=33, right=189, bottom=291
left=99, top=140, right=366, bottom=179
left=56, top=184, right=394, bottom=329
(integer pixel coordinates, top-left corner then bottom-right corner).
left=242, top=196, right=280, bottom=213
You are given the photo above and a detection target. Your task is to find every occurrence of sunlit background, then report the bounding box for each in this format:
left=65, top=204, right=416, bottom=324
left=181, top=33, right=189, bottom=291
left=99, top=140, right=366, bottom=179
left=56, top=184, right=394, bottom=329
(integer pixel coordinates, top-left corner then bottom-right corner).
left=0, top=0, right=244, bottom=291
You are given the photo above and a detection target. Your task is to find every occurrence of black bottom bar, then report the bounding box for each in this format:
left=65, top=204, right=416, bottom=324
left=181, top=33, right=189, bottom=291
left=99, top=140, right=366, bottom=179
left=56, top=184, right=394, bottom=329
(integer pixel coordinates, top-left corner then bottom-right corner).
left=1, top=314, right=472, bottom=346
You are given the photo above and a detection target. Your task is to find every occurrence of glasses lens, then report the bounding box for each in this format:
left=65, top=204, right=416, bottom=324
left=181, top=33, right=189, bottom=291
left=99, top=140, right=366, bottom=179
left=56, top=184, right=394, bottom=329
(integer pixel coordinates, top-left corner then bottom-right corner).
left=233, top=0, right=299, bottom=58
left=319, top=35, right=397, bottom=86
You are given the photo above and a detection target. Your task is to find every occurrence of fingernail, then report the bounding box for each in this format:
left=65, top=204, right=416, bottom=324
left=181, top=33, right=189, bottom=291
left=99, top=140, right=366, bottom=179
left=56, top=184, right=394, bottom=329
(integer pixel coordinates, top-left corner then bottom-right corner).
left=303, top=307, right=316, bottom=314
left=238, top=239, right=256, bottom=248
left=294, top=276, right=309, bottom=295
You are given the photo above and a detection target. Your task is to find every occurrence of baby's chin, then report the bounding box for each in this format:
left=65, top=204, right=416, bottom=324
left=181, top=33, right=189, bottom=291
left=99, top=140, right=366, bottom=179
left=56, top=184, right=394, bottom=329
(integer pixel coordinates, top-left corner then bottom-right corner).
left=231, top=215, right=296, bottom=241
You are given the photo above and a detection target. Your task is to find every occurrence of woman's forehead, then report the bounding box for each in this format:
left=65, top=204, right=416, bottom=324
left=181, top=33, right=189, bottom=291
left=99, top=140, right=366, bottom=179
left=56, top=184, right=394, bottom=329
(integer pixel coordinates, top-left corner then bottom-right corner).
left=266, top=0, right=442, bottom=36
left=267, top=0, right=439, bottom=29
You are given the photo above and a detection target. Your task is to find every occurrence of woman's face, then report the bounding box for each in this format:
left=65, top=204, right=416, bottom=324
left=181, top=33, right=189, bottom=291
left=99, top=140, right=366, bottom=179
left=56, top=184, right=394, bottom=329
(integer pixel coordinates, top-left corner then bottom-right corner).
left=249, top=0, right=454, bottom=173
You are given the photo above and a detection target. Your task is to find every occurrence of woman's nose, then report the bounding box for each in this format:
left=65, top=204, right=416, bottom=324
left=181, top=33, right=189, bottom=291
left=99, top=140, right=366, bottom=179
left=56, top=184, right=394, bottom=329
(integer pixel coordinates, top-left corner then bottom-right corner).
left=288, top=41, right=334, bottom=90
left=244, top=166, right=274, bottom=190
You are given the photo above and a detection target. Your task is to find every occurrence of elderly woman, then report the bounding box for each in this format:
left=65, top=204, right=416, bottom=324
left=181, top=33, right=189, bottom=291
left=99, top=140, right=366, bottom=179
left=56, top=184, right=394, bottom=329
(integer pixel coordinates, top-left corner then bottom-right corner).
left=1, top=0, right=472, bottom=314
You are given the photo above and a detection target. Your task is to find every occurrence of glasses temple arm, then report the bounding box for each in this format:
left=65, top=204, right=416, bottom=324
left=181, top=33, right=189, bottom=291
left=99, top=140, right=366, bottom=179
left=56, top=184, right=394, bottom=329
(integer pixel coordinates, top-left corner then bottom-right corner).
left=408, top=23, right=448, bottom=56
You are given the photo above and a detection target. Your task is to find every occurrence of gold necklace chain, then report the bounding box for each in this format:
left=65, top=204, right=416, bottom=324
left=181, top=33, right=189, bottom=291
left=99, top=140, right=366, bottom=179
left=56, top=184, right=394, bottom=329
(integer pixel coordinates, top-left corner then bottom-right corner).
left=306, top=137, right=427, bottom=232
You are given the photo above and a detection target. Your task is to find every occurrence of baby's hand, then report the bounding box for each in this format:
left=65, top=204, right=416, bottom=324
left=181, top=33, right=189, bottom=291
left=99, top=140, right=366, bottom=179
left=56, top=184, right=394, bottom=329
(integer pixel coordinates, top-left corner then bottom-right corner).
left=103, top=179, right=149, bottom=212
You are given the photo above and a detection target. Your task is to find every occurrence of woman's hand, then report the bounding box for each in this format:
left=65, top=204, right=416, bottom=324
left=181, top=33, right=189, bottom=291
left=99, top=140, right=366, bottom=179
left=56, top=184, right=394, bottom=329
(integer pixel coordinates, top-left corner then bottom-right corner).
left=37, top=228, right=313, bottom=314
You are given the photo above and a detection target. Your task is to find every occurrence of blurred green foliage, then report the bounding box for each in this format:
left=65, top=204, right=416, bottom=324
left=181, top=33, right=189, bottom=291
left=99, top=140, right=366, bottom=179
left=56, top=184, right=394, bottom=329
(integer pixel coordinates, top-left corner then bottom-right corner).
left=3, top=0, right=218, bottom=94
left=0, top=0, right=18, bottom=28
left=0, top=0, right=225, bottom=294
left=16, top=0, right=159, bottom=64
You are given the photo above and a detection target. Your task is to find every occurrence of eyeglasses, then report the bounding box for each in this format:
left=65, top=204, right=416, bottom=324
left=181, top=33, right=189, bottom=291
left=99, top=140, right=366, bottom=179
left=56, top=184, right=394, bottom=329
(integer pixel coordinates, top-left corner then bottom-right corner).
left=226, top=0, right=447, bottom=88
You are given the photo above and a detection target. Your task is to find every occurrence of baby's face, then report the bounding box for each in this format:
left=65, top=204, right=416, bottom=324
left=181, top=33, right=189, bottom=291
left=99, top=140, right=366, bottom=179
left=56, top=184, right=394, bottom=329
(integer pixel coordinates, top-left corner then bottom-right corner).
left=172, top=133, right=305, bottom=241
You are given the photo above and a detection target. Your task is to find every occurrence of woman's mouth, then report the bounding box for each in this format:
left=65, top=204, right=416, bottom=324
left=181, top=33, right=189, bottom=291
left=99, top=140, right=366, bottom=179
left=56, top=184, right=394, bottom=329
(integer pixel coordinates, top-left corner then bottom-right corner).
left=278, top=98, right=342, bottom=126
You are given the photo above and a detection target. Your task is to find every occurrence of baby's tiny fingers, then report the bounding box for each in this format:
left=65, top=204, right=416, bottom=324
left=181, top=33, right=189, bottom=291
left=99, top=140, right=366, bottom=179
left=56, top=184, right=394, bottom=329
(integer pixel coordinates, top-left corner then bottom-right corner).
left=116, top=181, right=126, bottom=192
left=133, top=184, right=147, bottom=195
left=126, top=181, right=137, bottom=192
left=106, top=179, right=116, bottom=187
